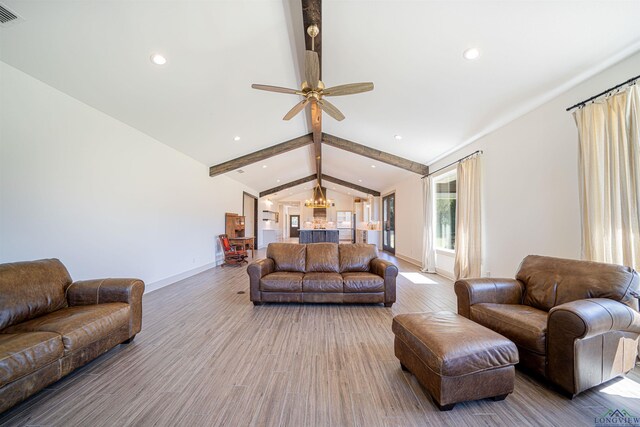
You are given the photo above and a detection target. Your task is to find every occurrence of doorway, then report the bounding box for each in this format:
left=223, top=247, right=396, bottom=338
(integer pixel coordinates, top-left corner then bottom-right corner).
left=382, top=193, right=395, bottom=254
left=289, top=215, right=300, bottom=238
left=243, top=192, right=258, bottom=248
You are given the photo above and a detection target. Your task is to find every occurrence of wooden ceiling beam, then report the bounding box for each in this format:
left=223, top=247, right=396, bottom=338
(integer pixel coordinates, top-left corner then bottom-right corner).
left=322, top=133, right=429, bottom=175
left=302, top=0, right=323, bottom=185
left=209, top=134, right=313, bottom=177
left=322, top=174, right=381, bottom=197
left=259, top=174, right=317, bottom=198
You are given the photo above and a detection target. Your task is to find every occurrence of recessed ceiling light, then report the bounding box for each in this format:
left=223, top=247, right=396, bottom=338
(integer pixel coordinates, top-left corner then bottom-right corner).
left=150, top=53, right=167, bottom=65
left=358, top=179, right=363, bottom=182
left=276, top=179, right=281, bottom=183
left=463, top=48, right=480, bottom=60
left=262, top=165, right=268, bottom=168
left=233, top=136, right=241, bottom=141
left=394, top=135, right=402, bottom=140
left=371, top=165, right=376, bottom=168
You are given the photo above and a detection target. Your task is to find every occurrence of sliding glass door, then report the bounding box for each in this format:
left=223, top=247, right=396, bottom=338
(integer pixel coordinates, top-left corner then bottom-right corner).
left=382, top=193, right=395, bottom=254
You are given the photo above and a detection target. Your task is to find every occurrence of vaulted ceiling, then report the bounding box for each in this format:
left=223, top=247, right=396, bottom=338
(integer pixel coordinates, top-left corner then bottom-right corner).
left=2, top=1, right=640, bottom=197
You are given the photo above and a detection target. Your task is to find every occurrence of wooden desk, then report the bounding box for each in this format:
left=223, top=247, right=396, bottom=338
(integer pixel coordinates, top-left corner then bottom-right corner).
left=229, top=236, right=255, bottom=258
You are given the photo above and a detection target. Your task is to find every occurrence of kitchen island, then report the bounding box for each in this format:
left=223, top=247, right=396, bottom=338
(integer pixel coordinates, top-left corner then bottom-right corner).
left=299, top=229, right=339, bottom=244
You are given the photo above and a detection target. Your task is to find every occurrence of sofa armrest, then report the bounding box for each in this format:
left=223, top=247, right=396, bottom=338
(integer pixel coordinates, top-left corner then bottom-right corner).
left=370, top=258, right=398, bottom=279
left=549, top=298, right=640, bottom=341
left=370, top=258, right=398, bottom=306
left=65, top=278, right=145, bottom=337
left=247, top=258, right=275, bottom=302
left=454, top=278, right=524, bottom=318
left=548, top=298, right=640, bottom=394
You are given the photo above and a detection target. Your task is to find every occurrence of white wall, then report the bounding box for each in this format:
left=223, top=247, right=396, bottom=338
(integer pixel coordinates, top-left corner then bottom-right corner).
left=389, top=51, right=640, bottom=278
left=382, top=176, right=424, bottom=265
left=0, top=62, right=257, bottom=291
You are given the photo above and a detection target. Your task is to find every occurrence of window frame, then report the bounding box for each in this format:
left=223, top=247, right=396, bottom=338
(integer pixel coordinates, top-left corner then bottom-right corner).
left=433, top=169, right=457, bottom=251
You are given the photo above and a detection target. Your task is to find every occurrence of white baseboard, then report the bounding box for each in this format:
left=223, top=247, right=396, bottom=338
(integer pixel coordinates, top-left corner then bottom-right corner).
left=394, top=253, right=422, bottom=267
left=435, top=267, right=455, bottom=280
left=145, top=260, right=219, bottom=294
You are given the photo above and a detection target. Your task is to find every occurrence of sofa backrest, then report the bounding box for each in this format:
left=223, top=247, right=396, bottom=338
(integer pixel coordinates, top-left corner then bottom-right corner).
left=339, top=244, right=378, bottom=273
left=306, top=243, right=339, bottom=273
left=0, top=258, right=71, bottom=330
left=267, top=243, right=307, bottom=273
left=517, top=255, right=639, bottom=311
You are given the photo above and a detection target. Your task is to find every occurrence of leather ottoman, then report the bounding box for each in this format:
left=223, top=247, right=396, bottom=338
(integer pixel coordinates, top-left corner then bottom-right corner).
left=392, top=311, right=519, bottom=411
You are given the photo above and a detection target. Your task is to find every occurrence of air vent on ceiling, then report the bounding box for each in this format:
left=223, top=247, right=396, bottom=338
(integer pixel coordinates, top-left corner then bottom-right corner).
left=0, top=4, right=19, bottom=24
left=236, top=169, right=245, bottom=174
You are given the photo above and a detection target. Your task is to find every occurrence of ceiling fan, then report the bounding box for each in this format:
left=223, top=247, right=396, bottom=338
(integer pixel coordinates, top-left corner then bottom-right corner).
left=251, top=25, right=373, bottom=122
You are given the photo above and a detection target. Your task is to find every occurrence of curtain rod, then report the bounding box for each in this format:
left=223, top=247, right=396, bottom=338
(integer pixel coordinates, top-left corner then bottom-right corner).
left=566, top=74, right=640, bottom=112
left=422, top=150, right=483, bottom=179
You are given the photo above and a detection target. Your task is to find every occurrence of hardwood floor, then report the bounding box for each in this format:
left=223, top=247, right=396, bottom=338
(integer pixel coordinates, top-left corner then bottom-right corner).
left=1, top=250, right=639, bottom=426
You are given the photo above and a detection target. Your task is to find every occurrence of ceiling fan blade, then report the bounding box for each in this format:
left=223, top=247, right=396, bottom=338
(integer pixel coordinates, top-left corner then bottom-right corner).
left=251, top=84, right=299, bottom=95
left=305, top=51, right=320, bottom=89
left=318, top=99, right=345, bottom=121
left=283, top=99, right=310, bottom=120
left=323, top=82, right=374, bottom=97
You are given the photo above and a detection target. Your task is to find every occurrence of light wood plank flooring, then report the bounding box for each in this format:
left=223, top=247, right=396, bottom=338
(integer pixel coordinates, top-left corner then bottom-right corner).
left=1, top=251, right=639, bottom=426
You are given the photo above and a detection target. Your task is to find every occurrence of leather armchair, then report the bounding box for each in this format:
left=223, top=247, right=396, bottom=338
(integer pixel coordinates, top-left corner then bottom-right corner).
left=455, top=255, right=640, bottom=396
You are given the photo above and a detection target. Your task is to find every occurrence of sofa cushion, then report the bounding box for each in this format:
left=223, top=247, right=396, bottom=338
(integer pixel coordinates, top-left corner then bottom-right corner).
left=471, top=303, right=547, bottom=355
left=2, top=303, right=130, bottom=354
left=0, top=259, right=71, bottom=330
left=303, top=272, right=343, bottom=293
left=517, top=255, right=639, bottom=311
left=260, top=272, right=304, bottom=292
left=306, top=243, right=339, bottom=273
left=342, top=272, right=384, bottom=293
left=267, top=243, right=306, bottom=273
left=0, top=332, right=63, bottom=387
left=339, top=244, right=378, bottom=273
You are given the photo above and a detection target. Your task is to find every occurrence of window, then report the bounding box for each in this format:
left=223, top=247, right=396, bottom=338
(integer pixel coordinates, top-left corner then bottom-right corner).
left=434, top=171, right=456, bottom=250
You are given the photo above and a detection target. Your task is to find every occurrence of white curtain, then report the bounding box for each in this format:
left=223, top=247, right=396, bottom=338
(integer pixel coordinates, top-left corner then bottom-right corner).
left=421, top=176, right=436, bottom=273
left=454, top=154, right=482, bottom=279
left=574, top=85, right=640, bottom=270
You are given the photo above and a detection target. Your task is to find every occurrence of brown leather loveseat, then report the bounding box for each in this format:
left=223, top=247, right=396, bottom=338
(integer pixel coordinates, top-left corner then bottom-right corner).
left=455, top=255, right=640, bottom=396
left=0, top=259, right=144, bottom=413
left=248, top=243, right=398, bottom=306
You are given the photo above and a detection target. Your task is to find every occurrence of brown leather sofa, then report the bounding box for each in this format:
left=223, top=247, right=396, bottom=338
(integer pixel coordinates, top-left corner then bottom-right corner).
left=248, top=243, right=398, bottom=306
left=0, top=259, right=144, bottom=413
left=455, top=255, right=640, bottom=396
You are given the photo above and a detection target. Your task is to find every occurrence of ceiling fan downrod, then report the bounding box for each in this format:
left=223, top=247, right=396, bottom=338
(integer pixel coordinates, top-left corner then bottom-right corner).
left=307, top=24, right=319, bottom=52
